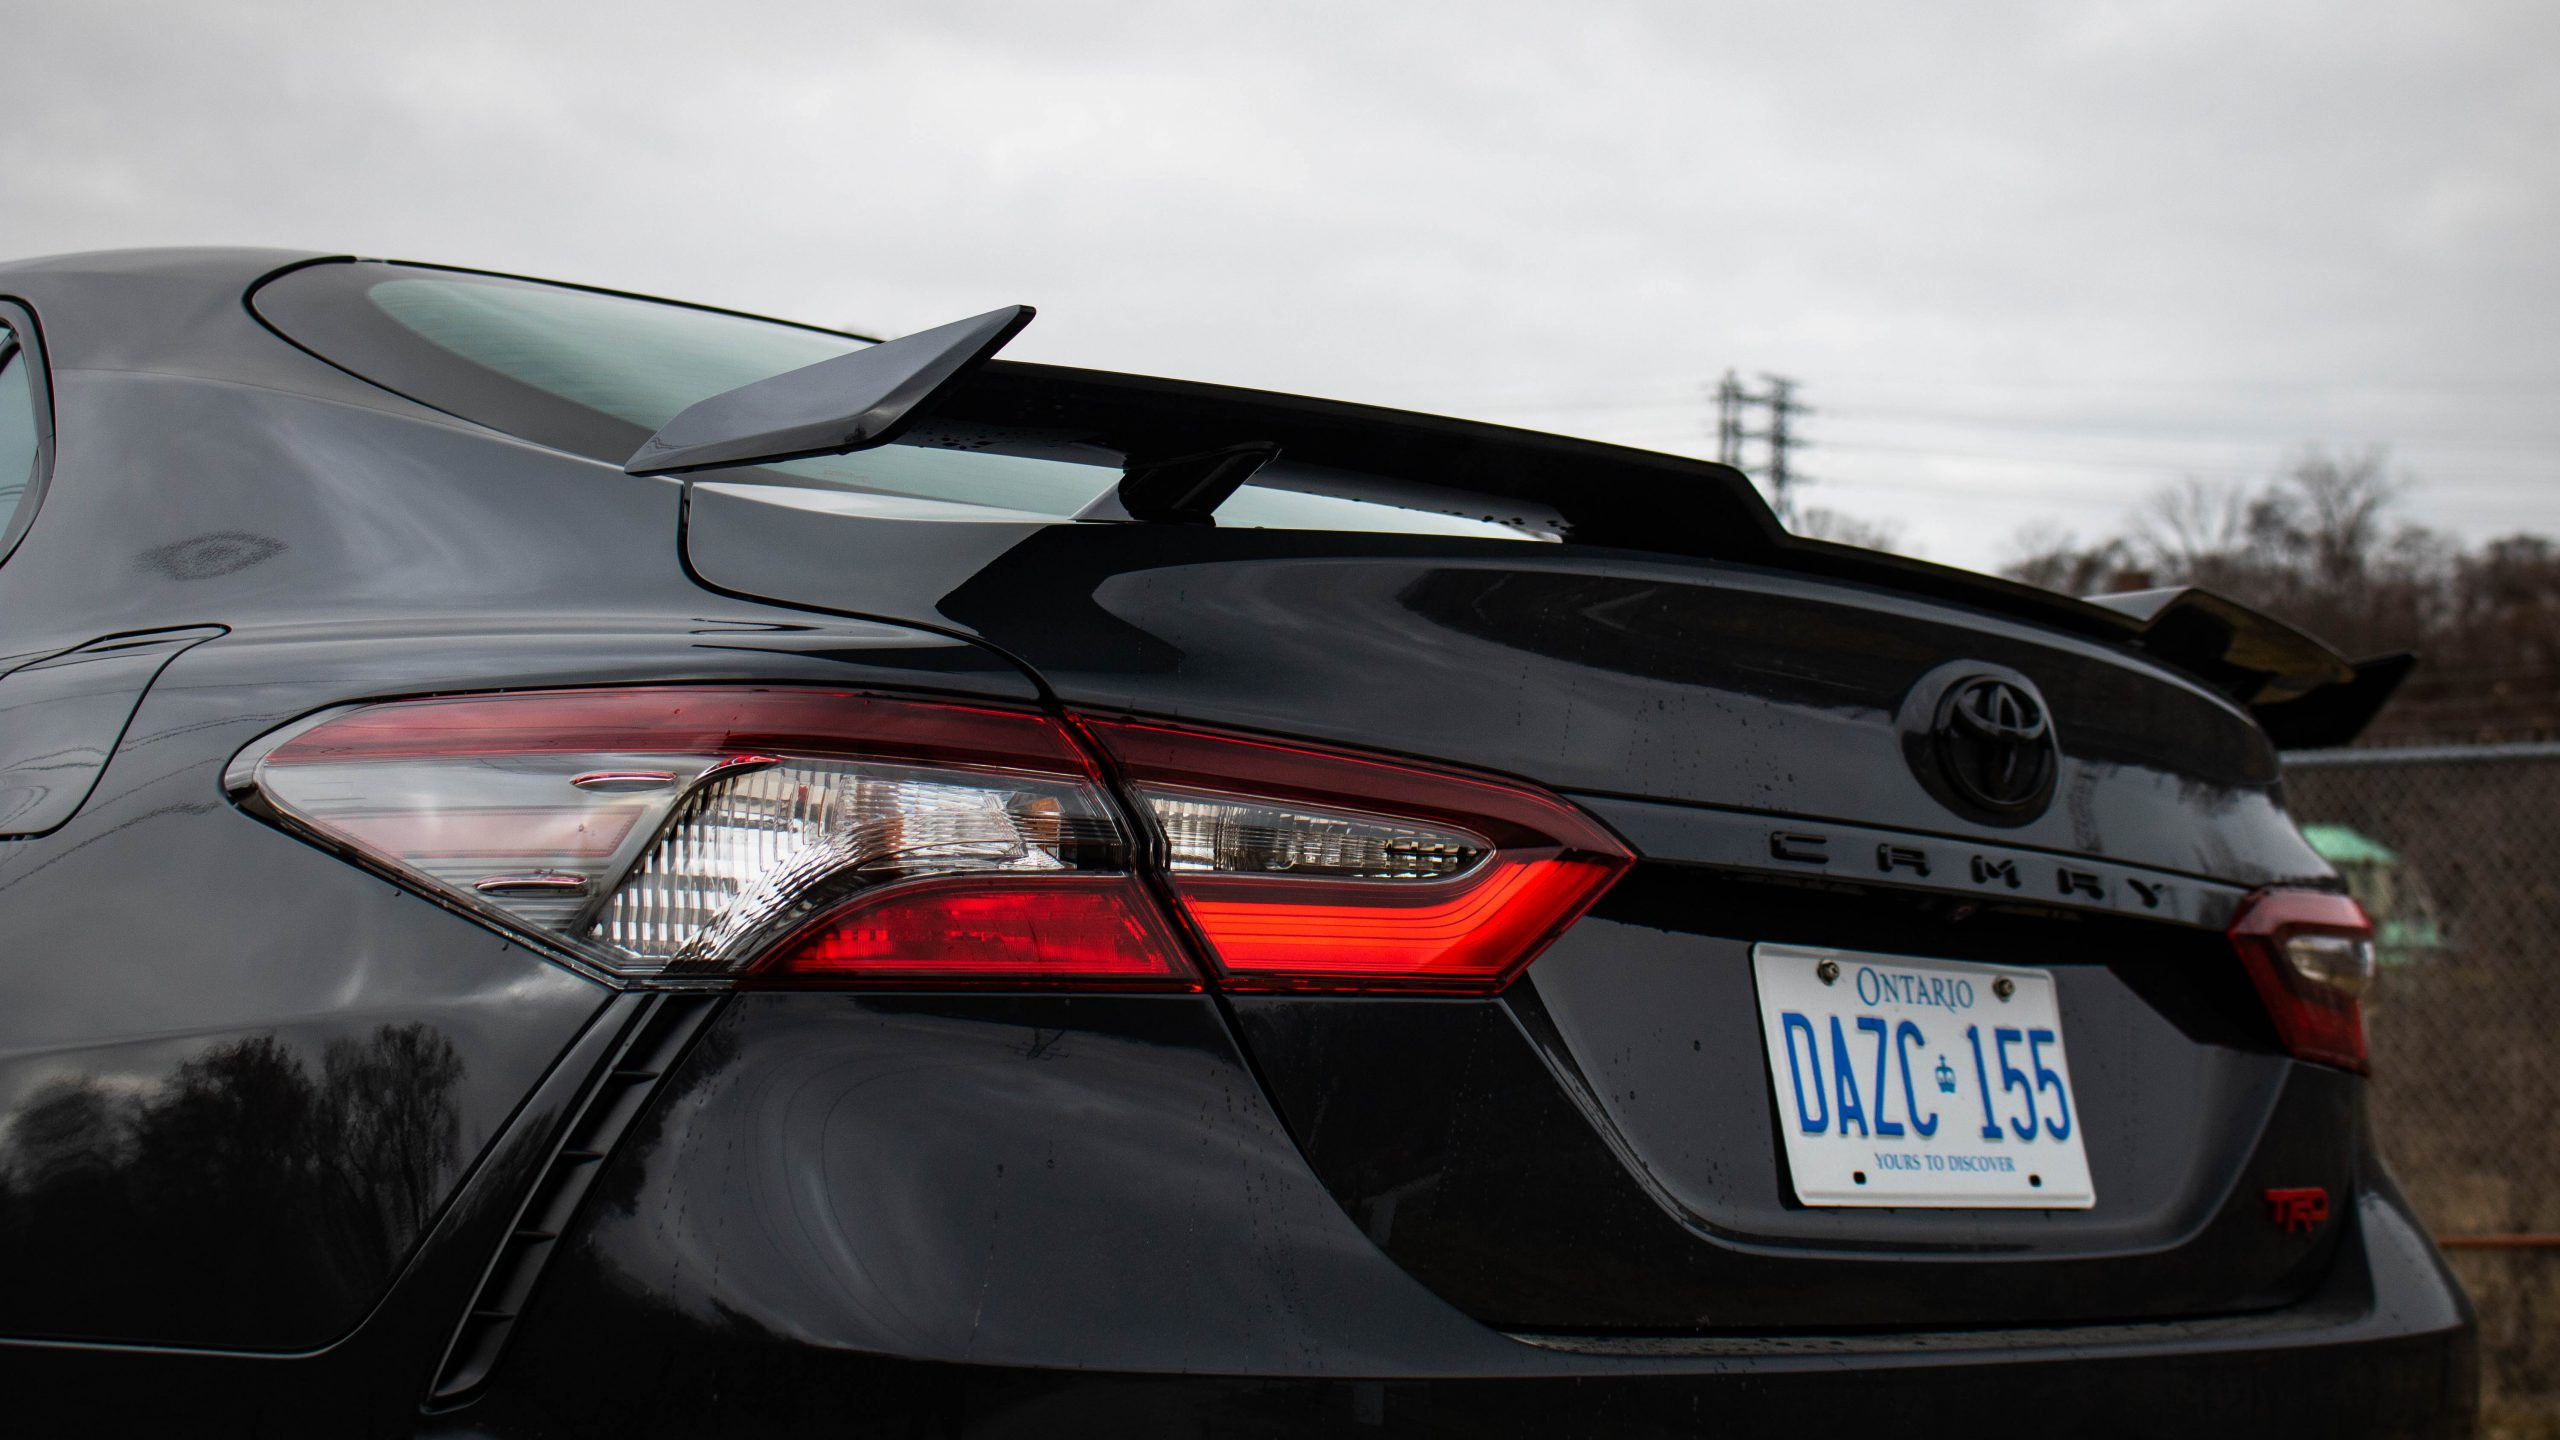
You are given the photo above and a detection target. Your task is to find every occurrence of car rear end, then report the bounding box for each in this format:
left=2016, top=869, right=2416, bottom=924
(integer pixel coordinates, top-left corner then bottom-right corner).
left=216, top=261, right=2478, bottom=1437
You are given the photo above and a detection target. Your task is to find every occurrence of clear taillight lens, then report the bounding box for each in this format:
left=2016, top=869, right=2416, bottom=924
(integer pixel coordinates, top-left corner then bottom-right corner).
left=592, top=756, right=1112, bottom=970
left=2229, top=888, right=2376, bottom=1073
left=1086, top=719, right=1633, bottom=993
left=233, top=688, right=1194, bottom=988
left=1147, top=789, right=1490, bottom=880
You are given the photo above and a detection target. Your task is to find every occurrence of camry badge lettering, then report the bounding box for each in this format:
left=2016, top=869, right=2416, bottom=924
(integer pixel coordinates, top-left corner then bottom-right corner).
left=2057, top=868, right=2106, bottom=900
left=1756, top=829, right=2173, bottom=917
left=1769, top=831, right=1830, bottom=864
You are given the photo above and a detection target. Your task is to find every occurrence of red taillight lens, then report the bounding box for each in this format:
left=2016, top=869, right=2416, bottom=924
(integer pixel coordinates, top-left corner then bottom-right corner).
left=1167, top=859, right=1624, bottom=989
left=2229, top=888, right=2376, bottom=1073
left=1082, top=719, right=1633, bottom=993
left=253, top=687, right=1095, bottom=770
left=236, top=688, right=1196, bottom=989
left=758, top=874, right=1192, bottom=987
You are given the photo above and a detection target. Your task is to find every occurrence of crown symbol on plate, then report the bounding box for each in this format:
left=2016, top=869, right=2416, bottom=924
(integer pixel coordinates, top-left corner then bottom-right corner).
left=1935, top=1056, right=1958, bottom=1094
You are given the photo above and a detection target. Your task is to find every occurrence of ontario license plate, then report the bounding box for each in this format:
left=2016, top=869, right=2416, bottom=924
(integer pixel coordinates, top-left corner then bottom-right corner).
left=1751, top=944, right=2096, bottom=1208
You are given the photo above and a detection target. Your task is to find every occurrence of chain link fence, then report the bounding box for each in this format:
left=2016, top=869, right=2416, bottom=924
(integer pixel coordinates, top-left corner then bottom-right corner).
left=2283, top=743, right=2560, bottom=1424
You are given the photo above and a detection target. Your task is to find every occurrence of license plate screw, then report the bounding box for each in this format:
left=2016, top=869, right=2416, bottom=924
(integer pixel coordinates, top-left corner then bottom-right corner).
left=1816, top=959, right=1840, bottom=984
left=1993, top=977, right=2015, bottom=1000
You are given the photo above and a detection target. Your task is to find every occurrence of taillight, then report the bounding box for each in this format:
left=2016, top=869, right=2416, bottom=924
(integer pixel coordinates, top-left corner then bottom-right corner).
left=233, top=688, right=1630, bottom=995
left=1081, top=719, right=1633, bottom=993
left=2229, top=888, right=2376, bottom=1073
left=234, top=688, right=1195, bottom=989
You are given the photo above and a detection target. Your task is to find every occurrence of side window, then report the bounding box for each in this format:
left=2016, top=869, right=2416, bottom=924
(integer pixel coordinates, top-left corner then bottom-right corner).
left=0, top=307, right=52, bottom=566
left=0, top=336, right=34, bottom=531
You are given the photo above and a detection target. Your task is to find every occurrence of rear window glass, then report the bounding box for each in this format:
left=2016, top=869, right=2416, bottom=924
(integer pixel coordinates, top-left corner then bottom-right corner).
left=256, top=264, right=1543, bottom=541
left=359, top=276, right=1122, bottom=521
left=369, top=279, right=858, bottom=431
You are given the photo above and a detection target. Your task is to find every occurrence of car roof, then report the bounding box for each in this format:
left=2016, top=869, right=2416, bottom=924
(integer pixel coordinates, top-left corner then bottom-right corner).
left=0, top=245, right=325, bottom=284
left=0, top=247, right=2174, bottom=660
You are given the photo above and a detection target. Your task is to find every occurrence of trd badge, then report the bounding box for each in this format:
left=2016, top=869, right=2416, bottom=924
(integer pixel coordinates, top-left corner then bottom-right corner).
left=2265, top=1186, right=2331, bottom=1233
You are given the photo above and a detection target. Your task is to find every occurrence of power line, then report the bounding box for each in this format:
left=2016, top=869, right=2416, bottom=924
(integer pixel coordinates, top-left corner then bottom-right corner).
left=1442, top=392, right=2560, bottom=457
left=1414, top=372, right=2559, bottom=413
left=1762, top=439, right=2550, bottom=487
left=1578, top=419, right=2555, bottom=487
left=1817, top=405, right=2560, bottom=456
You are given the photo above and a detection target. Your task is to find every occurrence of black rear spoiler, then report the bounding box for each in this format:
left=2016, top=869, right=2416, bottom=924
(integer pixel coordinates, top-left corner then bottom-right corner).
left=2082, top=587, right=2413, bottom=748
left=943, top=365, right=2412, bottom=745
left=640, top=337, right=2408, bottom=747
left=936, top=360, right=2142, bottom=640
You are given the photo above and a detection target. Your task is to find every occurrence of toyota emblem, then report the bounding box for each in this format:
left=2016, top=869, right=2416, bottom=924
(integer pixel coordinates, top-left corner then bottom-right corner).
left=1935, top=675, right=2058, bottom=812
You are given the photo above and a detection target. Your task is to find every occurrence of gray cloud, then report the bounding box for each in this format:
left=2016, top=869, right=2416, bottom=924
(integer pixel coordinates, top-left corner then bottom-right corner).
left=5, top=0, right=2553, bottom=569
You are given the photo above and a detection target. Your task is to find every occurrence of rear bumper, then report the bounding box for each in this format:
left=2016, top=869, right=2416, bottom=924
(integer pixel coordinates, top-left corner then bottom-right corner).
left=466, top=1330, right=2474, bottom=1440
left=456, top=1193, right=2474, bottom=1438
left=447, top=992, right=2475, bottom=1438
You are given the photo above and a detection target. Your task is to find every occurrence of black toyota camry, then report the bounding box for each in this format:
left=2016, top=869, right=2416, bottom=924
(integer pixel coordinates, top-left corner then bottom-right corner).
left=0, top=249, right=2473, bottom=1436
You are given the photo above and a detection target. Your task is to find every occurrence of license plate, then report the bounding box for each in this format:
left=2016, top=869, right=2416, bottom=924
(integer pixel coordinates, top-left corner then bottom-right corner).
left=1751, top=944, right=2095, bottom=1208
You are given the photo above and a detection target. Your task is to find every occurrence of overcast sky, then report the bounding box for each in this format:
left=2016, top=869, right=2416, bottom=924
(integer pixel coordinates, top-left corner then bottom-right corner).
left=6, top=0, right=2553, bottom=572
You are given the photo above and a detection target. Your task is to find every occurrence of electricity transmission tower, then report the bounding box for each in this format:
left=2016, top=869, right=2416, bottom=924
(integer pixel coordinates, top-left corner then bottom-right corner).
left=1712, top=371, right=1813, bottom=525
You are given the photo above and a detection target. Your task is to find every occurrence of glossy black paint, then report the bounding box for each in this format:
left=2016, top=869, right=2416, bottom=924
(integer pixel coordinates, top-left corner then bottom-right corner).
left=257, top=265, right=2409, bottom=742
left=686, top=489, right=2328, bottom=885
left=0, top=990, right=653, bottom=1434
left=1233, top=919, right=2347, bottom=1331
left=503, top=993, right=1495, bottom=1375
left=0, top=252, right=1032, bottom=1361
left=680, top=459, right=2337, bottom=1331
left=427, top=993, right=726, bottom=1404
left=0, top=626, right=222, bottom=834
left=0, top=694, right=600, bottom=1346
left=444, top=992, right=2470, bottom=1439
left=0, top=248, right=2474, bottom=1434
left=438, top=1343, right=2474, bottom=1440
left=1581, top=791, right=2240, bottom=926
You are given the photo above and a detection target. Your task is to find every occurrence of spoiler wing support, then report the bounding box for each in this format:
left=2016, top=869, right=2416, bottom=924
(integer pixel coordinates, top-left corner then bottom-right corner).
left=1074, top=442, right=1283, bottom=525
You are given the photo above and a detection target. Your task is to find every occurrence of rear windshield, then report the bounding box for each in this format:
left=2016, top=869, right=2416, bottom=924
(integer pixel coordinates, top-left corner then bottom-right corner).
left=254, top=263, right=1545, bottom=540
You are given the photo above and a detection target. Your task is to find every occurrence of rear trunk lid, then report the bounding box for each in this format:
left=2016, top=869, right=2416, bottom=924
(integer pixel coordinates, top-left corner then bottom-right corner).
left=689, top=487, right=2323, bottom=887
left=688, top=490, right=2357, bottom=1332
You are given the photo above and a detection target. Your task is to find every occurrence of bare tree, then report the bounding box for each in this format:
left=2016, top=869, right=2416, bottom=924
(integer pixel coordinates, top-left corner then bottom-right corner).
left=2253, top=446, right=2404, bottom=582
left=2131, top=477, right=2252, bottom=575
left=1999, top=448, right=2560, bottom=741
left=1792, top=506, right=1908, bottom=554
left=2001, top=525, right=2135, bottom=595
